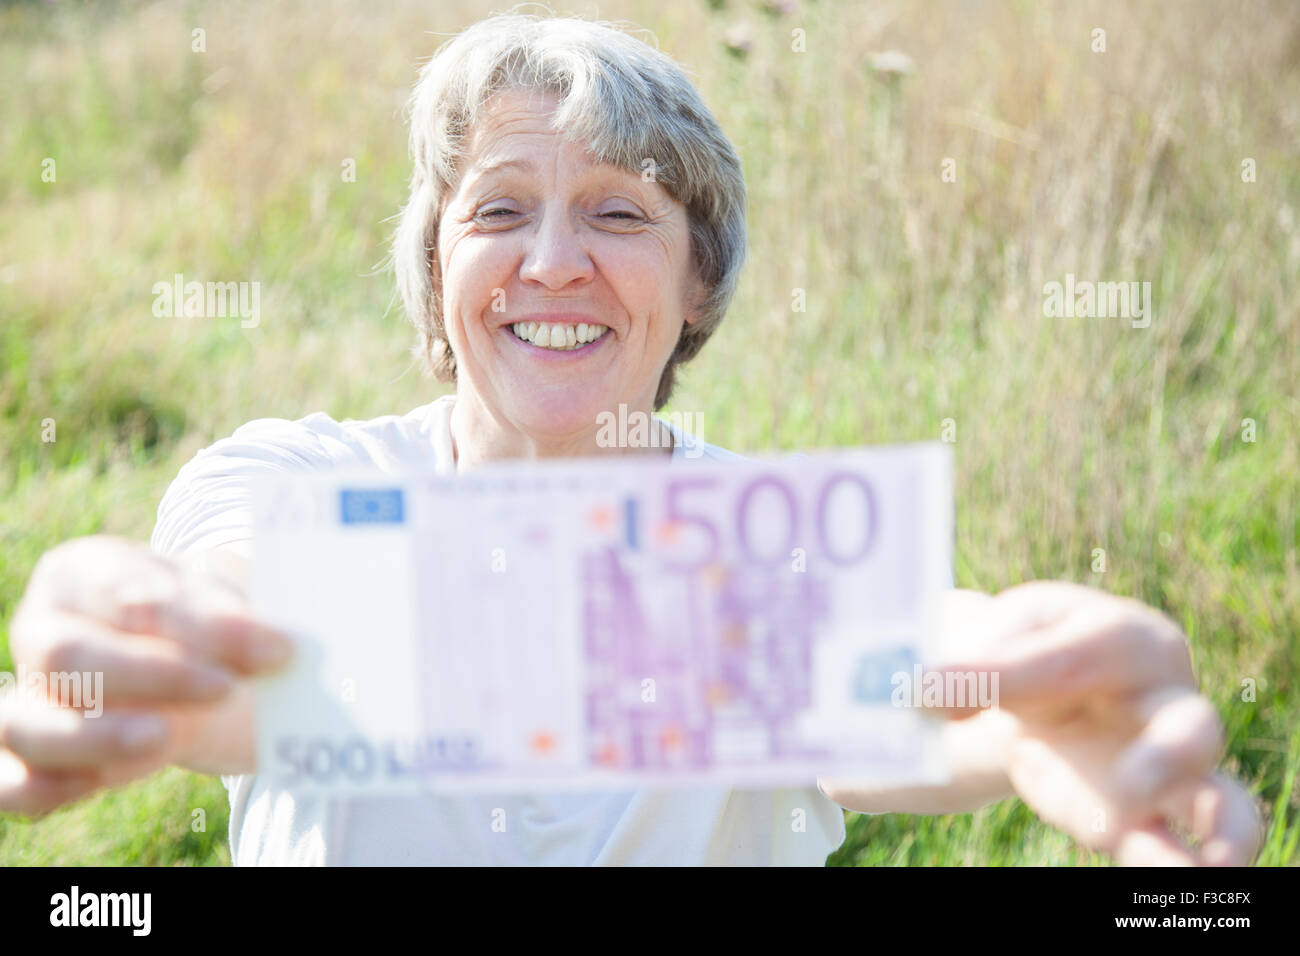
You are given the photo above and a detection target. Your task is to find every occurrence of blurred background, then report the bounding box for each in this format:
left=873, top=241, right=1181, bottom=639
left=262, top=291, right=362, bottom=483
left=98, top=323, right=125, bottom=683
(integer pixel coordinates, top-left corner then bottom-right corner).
left=1, top=0, right=1296, bottom=865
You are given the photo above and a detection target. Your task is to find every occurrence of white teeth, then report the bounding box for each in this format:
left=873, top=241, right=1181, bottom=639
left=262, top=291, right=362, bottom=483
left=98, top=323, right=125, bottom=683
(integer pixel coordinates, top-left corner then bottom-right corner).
left=511, top=322, right=609, bottom=350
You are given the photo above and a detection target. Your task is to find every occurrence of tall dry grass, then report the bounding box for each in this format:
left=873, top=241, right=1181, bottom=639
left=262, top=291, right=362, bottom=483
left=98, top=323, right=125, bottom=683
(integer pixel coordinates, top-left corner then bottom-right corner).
left=1, top=0, right=1296, bottom=864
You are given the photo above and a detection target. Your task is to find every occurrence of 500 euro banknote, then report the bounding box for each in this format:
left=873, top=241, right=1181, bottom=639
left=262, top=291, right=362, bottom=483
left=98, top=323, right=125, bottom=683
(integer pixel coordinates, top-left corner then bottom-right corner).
left=249, top=445, right=953, bottom=794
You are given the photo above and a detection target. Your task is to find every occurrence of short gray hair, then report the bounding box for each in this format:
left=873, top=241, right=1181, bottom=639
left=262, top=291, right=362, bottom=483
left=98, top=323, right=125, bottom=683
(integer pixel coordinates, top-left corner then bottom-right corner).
left=393, top=12, right=747, bottom=410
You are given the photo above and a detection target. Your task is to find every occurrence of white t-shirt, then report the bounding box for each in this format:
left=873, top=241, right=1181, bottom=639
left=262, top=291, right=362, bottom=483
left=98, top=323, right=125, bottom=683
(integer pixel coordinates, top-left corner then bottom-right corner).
left=150, top=395, right=848, bottom=865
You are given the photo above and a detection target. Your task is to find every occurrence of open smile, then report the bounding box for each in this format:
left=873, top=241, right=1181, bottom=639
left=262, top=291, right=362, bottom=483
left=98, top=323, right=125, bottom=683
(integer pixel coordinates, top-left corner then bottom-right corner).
left=506, top=320, right=611, bottom=355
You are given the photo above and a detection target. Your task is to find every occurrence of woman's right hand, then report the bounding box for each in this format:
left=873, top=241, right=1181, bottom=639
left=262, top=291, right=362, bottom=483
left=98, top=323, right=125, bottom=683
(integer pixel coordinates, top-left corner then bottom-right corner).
left=0, top=535, right=293, bottom=817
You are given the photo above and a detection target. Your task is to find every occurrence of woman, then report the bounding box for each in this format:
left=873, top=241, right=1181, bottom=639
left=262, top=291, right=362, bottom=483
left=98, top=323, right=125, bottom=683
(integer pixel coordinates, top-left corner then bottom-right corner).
left=0, top=13, right=1259, bottom=865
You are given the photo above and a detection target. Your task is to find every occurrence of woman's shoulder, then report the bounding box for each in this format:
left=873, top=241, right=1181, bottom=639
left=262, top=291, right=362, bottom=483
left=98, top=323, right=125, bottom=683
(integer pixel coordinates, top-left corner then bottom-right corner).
left=151, top=398, right=453, bottom=556
left=657, top=415, right=748, bottom=464
left=201, top=396, right=454, bottom=473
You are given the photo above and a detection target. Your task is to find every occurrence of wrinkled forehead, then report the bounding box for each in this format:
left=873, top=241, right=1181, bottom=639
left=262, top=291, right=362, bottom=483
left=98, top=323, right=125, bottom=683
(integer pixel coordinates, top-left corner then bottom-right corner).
left=447, top=85, right=673, bottom=205
left=460, top=82, right=671, bottom=183
left=460, top=89, right=592, bottom=170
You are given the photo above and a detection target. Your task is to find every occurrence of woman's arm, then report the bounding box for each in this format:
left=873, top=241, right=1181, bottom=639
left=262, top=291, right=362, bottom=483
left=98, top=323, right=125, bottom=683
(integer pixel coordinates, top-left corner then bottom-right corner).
left=167, top=543, right=260, bottom=775
left=820, top=706, right=1017, bottom=815
left=825, top=583, right=1260, bottom=866
left=0, top=536, right=290, bottom=816
left=820, top=589, right=1015, bottom=814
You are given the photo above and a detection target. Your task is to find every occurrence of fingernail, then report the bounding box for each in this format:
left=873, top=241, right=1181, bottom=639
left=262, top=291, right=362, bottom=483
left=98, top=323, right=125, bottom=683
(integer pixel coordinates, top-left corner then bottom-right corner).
left=119, top=716, right=168, bottom=752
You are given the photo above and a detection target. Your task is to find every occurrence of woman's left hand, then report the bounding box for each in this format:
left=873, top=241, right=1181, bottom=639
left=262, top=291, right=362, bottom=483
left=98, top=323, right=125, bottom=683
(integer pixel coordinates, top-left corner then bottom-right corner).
left=937, top=582, right=1261, bottom=866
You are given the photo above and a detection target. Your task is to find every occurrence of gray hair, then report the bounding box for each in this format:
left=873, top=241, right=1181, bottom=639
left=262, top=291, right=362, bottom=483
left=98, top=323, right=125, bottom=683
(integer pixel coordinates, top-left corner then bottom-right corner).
left=392, top=12, right=747, bottom=410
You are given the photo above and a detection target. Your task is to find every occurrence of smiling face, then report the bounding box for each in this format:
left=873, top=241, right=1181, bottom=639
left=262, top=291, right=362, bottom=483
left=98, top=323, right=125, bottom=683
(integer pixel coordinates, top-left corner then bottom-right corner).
left=437, top=88, right=702, bottom=458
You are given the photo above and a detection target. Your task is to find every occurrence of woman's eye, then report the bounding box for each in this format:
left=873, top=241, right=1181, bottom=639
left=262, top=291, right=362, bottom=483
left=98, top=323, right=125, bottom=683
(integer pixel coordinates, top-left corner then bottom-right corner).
left=601, top=211, right=642, bottom=221
left=478, top=208, right=517, bottom=219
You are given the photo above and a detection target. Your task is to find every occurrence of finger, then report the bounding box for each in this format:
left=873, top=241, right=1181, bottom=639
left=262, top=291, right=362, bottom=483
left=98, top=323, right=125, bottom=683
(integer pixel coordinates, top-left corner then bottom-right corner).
left=935, top=602, right=1194, bottom=715
left=1108, top=687, right=1223, bottom=806
left=108, top=571, right=293, bottom=676
left=1003, top=733, right=1120, bottom=847
left=1160, top=773, right=1261, bottom=866
left=25, top=534, right=178, bottom=619
left=27, top=538, right=292, bottom=675
left=0, top=750, right=101, bottom=817
left=19, top=609, right=240, bottom=705
left=1114, top=822, right=1198, bottom=866
left=0, top=701, right=171, bottom=770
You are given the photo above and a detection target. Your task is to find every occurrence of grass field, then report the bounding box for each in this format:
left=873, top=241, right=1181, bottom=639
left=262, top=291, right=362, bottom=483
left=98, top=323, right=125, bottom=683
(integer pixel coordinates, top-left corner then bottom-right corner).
left=1, top=0, right=1296, bottom=865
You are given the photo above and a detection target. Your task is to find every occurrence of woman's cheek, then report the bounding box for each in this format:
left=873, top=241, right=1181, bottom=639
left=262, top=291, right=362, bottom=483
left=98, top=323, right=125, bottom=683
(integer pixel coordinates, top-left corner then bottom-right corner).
left=451, top=236, right=511, bottom=310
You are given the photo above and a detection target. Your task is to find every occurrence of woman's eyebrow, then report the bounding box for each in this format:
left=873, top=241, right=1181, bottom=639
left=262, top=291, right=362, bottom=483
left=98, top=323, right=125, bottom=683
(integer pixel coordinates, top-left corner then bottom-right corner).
left=459, top=157, right=535, bottom=191
left=465, top=155, right=662, bottom=201
left=473, top=157, right=535, bottom=177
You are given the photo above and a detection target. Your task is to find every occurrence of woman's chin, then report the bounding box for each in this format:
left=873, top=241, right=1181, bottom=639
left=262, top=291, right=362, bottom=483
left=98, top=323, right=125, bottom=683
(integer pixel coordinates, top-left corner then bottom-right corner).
left=503, top=392, right=615, bottom=450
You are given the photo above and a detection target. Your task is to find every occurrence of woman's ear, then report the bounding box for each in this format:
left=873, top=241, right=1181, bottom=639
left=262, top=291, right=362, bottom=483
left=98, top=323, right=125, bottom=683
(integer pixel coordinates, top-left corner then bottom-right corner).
left=682, top=274, right=708, bottom=326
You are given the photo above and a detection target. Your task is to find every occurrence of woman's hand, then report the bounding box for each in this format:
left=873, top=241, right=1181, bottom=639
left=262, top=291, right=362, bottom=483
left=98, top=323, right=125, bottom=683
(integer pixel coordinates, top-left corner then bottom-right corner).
left=0, top=535, right=292, bottom=817
left=936, top=582, right=1261, bottom=866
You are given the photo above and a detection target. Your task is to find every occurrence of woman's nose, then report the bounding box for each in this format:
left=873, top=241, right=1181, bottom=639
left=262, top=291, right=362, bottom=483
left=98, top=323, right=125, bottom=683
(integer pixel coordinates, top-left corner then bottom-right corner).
left=519, top=202, right=595, bottom=291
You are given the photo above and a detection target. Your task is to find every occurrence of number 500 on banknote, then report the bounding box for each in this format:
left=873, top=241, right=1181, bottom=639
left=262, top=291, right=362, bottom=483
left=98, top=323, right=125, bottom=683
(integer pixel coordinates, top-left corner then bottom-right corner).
left=250, top=445, right=953, bottom=794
